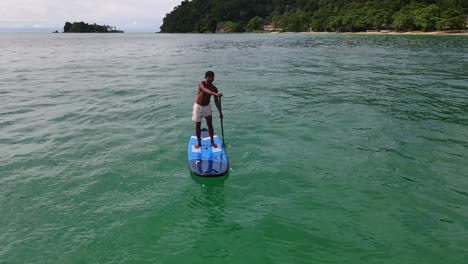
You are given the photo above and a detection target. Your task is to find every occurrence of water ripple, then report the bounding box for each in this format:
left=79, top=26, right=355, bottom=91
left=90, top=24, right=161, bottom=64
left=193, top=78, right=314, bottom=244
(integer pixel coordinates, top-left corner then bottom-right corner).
left=0, top=33, right=467, bottom=263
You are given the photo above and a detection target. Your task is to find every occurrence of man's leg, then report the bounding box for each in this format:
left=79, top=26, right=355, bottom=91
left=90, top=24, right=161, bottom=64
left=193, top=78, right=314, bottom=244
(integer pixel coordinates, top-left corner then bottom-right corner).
left=206, top=115, right=218, bottom=148
left=195, top=122, right=202, bottom=148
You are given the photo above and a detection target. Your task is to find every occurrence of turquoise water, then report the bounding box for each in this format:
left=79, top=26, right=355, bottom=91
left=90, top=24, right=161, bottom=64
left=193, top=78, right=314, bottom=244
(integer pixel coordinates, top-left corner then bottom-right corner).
left=1, top=33, right=467, bottom=263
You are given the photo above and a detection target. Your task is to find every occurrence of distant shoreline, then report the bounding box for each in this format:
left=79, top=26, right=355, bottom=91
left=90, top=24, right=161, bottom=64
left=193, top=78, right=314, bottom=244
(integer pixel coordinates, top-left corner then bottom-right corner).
left=292, top=31, right=468, bottom=36
left=156, top=31, right=468, bottom=35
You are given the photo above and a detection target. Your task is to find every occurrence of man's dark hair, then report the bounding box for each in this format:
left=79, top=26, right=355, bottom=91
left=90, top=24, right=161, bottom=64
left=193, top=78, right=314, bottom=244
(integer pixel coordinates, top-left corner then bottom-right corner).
left=205, top=71, right=215, bottom=78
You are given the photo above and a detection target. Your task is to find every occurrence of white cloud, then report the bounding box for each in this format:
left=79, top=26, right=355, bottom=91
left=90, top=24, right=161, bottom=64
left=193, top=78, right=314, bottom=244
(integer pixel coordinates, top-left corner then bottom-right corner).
left=0, top=0, right=182, bottom=31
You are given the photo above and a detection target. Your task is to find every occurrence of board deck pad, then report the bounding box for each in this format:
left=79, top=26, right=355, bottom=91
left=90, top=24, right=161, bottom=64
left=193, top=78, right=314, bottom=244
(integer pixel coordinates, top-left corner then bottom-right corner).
left=188, top=128, right=229, bottom=177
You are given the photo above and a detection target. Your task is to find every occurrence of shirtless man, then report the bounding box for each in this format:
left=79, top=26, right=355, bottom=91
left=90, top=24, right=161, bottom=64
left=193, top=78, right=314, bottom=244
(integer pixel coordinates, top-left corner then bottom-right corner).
left=192, top=71, right=223, bottom=149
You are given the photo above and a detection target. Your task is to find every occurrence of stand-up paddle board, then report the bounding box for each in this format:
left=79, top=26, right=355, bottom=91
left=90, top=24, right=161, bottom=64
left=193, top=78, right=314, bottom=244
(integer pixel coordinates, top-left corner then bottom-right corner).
left=188, top=128, right=229, bottom=177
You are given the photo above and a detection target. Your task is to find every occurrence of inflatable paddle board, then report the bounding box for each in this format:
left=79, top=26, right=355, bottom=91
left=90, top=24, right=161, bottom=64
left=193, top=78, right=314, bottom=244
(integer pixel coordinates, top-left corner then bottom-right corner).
left=188, top=128, right=229, bottom=177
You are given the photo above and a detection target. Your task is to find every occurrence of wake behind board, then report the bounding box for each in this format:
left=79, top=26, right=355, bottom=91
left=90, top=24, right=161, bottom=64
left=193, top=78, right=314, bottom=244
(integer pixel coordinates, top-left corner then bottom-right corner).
left=188, top=128, right=229, bottom=177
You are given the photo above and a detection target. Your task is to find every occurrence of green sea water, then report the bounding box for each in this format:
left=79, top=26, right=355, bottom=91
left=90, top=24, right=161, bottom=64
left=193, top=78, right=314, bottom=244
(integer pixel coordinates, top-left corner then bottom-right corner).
left=1, top=33, right=467, bottom=263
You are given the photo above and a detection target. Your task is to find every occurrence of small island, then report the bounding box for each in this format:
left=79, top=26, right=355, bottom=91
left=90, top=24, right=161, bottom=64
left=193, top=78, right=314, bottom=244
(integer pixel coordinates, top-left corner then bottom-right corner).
left=63, top=22, right=124, bottom=33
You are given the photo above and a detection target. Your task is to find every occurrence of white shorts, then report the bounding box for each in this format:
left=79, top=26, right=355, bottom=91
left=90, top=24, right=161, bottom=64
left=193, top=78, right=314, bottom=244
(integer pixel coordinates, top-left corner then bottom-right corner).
left=192, top=103, right=212, bottom=122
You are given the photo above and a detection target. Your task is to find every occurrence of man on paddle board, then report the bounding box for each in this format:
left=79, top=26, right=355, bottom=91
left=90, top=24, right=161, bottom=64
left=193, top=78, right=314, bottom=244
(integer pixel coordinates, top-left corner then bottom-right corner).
left=192, top=71, right=223, bottom=149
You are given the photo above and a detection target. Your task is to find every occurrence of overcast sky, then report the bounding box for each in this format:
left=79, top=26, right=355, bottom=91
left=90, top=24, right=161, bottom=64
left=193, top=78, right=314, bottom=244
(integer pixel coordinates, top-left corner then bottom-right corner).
left=0, top=0, right=183, bottom=32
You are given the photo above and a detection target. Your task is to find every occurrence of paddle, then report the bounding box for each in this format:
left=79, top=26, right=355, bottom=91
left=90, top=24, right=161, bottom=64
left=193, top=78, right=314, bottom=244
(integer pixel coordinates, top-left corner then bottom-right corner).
left=219, top=96, right=225, bottom=147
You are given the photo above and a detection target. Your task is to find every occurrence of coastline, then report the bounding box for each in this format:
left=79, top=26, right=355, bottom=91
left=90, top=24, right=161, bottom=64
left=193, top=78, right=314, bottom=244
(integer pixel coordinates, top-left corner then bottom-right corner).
left=158, top=30, right=468, bottom=35
left=281, top=31, right=468, bottom=36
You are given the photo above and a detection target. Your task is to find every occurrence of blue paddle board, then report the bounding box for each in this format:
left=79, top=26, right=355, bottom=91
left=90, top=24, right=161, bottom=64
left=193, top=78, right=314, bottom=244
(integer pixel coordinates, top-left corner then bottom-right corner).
left=188, top=128, right=229, bottom=177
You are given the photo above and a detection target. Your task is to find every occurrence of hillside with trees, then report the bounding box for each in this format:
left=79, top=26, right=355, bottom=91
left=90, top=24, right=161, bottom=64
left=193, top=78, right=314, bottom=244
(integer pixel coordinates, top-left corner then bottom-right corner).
left=64, top=22, right=124, bottom=33
left=159, top=0, right=467, bottom=33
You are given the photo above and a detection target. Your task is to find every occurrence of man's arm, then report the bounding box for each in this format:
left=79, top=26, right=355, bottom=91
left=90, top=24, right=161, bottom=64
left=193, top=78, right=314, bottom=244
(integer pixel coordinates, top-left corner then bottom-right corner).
left=214, top=93, right=223, bottom=120
left=199, top=82, right=221, bottom=96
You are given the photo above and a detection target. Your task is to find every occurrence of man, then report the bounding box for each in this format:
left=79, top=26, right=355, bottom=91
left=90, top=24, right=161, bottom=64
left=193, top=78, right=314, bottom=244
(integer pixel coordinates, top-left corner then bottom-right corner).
left=192, top=71, right=223, bottom=149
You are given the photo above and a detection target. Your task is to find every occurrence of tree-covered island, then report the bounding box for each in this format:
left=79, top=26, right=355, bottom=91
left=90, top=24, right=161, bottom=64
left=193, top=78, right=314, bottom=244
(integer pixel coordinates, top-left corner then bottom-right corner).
left=160, top=0, right=467, bottom=33
left=63, top=22, right=124, bottom=33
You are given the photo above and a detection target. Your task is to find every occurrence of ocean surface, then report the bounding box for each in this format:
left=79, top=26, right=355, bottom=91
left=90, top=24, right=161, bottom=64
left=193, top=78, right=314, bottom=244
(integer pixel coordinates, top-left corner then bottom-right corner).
left=1, top=33, right=467, bottom=263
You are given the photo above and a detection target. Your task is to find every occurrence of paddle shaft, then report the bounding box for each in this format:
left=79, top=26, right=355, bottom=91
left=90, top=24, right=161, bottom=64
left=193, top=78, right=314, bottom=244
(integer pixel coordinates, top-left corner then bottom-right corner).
left=219, top=96, right=225, bottom=146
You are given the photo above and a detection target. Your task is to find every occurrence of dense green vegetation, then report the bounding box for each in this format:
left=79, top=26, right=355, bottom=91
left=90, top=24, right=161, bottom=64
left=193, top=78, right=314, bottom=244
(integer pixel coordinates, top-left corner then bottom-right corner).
left=160, top=0, right=467, bottom=33
left=63, top=22, right=124, bottom=33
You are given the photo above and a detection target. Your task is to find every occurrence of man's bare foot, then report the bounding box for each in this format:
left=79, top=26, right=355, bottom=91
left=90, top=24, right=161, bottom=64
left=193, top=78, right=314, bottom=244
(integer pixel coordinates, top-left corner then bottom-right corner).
left=194, top=143, right=201, bottom=149
left=211, top=142, right=218, bottom=148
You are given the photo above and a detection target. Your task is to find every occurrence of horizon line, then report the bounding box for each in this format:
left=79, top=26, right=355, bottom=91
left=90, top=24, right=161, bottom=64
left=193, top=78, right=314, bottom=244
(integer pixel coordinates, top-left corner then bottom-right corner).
left=0, top=28, right=161, bottom=33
